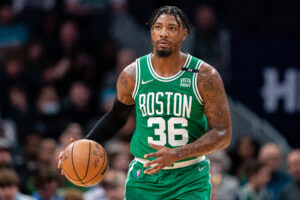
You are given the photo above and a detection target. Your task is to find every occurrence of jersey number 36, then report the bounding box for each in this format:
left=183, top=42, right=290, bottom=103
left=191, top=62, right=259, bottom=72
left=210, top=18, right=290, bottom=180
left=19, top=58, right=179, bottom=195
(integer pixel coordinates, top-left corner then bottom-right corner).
left=147, top=117, right=188, bottom=146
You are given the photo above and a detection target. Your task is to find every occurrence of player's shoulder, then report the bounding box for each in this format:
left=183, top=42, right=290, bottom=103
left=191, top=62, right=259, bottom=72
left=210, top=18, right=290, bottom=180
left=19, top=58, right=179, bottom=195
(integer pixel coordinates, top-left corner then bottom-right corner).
left=196, top=61, right=222, bottom=85
left=121, top=61, right=136, bottom=83
left=198, top=61, right=218, bottom=77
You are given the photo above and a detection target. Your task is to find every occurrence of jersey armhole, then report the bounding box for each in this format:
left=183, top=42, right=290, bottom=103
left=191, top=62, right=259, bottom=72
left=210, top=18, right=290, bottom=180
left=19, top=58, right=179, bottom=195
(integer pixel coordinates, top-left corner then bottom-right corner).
left=192, top=60, right=204, bottom=105
left=132, top=58, right=140, bottom=99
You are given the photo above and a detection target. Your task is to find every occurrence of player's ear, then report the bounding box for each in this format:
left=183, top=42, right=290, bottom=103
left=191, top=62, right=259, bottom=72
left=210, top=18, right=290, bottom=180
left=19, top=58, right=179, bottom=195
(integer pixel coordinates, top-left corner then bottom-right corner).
left=182, top=29, right=188, bottom=41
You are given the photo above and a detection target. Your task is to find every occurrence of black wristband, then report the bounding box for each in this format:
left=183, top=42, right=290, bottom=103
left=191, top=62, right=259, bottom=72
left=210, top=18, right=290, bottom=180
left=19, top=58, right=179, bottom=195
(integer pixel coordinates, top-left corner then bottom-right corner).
left=85, top=98, right=134, bottom=144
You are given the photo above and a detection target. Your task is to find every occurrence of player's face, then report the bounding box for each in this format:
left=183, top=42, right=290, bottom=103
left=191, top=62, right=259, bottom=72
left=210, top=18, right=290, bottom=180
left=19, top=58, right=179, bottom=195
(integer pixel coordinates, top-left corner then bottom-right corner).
left=151, top=14, right=187, bottom=57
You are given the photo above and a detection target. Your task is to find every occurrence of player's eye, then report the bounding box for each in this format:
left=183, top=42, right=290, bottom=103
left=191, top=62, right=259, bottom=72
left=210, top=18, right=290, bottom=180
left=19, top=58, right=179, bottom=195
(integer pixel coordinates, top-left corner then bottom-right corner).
left=169, top=27, right=177, bottom=31
left=154, top=25, right=161, bottom=29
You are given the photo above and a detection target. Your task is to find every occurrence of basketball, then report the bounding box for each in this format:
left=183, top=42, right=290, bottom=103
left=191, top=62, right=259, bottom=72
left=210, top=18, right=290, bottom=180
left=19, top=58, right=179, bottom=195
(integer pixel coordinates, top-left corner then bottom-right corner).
left=61, top=139, right=108, bottom=187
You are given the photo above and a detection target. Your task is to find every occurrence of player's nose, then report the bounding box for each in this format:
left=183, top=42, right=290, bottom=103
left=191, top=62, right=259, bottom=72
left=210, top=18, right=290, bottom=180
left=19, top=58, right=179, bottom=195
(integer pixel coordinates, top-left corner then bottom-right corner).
left=159, top=27, right=169, bottom=38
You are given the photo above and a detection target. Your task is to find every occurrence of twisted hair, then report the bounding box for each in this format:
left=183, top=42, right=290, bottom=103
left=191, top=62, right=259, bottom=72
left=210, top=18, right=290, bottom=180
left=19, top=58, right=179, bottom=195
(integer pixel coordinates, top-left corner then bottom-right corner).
left=146, top=6, right=194, bottom=34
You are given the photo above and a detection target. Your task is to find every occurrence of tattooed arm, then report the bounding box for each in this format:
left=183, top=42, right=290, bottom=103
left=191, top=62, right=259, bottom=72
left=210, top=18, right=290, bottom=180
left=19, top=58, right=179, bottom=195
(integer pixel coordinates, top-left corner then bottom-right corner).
left=174, top=63, right=232, bottom=158
left=144, top=63, right=231, bottom=174
left=116, top=63, right=136, bottom=105
left=58, top=64, right=136, bottom=173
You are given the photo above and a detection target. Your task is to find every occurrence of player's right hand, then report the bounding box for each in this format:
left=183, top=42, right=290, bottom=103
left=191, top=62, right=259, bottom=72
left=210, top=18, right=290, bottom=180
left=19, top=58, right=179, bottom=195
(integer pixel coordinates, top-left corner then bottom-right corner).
left=57, top=138, right=75, bottom=175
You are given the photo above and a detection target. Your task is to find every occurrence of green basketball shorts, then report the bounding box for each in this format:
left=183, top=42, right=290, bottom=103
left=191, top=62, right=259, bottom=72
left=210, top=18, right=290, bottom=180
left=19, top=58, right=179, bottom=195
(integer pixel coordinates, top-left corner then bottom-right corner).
left=125, top=158, right=211, bottom=200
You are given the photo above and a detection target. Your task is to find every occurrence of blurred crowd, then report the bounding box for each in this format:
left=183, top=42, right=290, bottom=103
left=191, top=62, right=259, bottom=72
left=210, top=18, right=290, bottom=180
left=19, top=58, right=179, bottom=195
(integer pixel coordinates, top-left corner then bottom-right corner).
left=0, top=0, right=300, bottom=200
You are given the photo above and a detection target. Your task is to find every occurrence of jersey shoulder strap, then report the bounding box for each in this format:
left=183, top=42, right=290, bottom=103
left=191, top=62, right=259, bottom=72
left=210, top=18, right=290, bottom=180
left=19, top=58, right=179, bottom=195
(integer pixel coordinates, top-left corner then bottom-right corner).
left=132, top=54, right=150, bottom=99
left=181, top=55, right=202, bottom=73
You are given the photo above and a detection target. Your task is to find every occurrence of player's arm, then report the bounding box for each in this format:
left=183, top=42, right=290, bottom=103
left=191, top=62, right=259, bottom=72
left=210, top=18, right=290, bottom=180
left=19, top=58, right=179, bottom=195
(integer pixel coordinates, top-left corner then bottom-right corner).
left=174, top=63, right=232, bottom=158
left=85, top=63, right=136, bottom=144
left=144, top=63, right=231, bottom=174
left=58, top=65, right=135, bottom=174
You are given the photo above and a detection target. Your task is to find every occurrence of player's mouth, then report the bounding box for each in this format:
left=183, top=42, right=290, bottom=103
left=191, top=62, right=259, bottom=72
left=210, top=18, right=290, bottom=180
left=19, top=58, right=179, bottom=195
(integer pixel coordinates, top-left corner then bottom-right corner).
left=157, top=40, right=170, bottom=48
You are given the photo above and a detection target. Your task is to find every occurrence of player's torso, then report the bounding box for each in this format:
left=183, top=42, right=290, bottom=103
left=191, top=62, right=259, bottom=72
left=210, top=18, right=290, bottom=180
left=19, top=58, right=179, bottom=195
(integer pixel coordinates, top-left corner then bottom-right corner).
left=131, top=53, right=207, bottom=161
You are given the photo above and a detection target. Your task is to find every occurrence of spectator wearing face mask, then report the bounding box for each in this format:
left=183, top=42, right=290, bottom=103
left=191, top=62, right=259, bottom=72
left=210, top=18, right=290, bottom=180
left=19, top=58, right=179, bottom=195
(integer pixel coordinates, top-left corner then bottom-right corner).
left=26, top=85, right=70, bottom=139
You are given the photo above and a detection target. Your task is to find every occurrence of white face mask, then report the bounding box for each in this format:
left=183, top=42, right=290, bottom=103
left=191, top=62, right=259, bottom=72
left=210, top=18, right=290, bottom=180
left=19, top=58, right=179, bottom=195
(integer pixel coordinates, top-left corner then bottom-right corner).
left=41, top=102, right=60, bottom=115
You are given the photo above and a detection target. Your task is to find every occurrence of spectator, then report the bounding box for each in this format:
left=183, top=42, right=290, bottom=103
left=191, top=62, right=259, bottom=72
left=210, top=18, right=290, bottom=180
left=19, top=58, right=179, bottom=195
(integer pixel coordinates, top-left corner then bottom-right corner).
left=58, top=123, right=83, bottom=149
left=102, top=170, right=126, bottom=200
left=109, top=151, right=132, bottom=174
left=229, top=136, right=260, bottom=184
left=32, top=166, right=63, bottom=200
left=101, top=48, right=135, bottom=90
left=64, top=188, right=83, bottom=200
left=0, top=168, right=33, bottom=200
left=63, top=81, right=95, bottom=127
left=84, top=182, right=107, bottom=200
left=25, top=39, right=45, bottom=90
left=237, top=160, right=272, bottom=200
left=0, top=0, right=29, bottom=60
left=64, top=0, right=110, bottom=16
left=29, top=85, right=69, bottom=139
left=15, top=133, right=41, bottom=194
left=84, top=169, right=126, bottom=200
left=0, top=117, right=17, bottom=152
left=42, top=20, right=81, bottom=87
left=6, top=85, right=30, bottom=121
left=99, top=48, right=136, bottom=113
left=68, top=51, right=97, bottom=87
left=192, top=4, right=229, bottom=85
left=0, top=51, right=28, bottom=110
left=259, top=143, right=291, bottom=200
left=208, top=150, right=240, bottom=200
left=279, top=149, right=300, bottom=200
left=0, top=146, right=12, bottom=169
left=5, top=85, right=33, bottom=141
left=58, top=21, right=79, bottom=57
left=38, top=138, right=57, bottom=168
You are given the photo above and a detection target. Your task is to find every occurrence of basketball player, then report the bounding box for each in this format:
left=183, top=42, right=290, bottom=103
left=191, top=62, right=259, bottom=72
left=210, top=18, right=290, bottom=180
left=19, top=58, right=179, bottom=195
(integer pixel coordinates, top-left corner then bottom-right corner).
left=58, top=5, right=232, bottom=200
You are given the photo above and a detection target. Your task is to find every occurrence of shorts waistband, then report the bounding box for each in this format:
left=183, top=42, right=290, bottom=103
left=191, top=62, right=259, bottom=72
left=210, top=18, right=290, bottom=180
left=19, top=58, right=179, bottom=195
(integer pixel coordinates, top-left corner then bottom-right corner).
left=134, top=156, right=206, bottom=170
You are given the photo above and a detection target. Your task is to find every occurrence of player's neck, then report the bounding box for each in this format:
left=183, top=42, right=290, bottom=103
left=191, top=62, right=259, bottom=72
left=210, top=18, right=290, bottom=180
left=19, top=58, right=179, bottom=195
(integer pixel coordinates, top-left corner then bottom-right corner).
left=151, top=51, right=187, bottom=77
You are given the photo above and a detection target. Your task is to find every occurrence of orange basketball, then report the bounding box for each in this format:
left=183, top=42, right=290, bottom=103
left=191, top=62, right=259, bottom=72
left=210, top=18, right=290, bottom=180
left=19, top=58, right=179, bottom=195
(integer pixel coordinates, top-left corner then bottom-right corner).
left=61, top=139, right=108, bottom=187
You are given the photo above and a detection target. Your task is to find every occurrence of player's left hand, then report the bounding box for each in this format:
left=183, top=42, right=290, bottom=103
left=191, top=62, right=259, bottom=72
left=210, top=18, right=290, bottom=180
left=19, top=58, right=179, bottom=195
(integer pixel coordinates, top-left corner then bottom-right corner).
left=143, top=142, right=179, bottom=174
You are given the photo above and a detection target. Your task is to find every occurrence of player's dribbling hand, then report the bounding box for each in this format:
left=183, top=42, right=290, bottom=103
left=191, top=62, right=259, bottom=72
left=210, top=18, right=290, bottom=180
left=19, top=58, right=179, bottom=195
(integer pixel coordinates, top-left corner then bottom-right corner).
left=57, top=138, right=75, bottom=175
left=143, top=142, right=179, bottom=174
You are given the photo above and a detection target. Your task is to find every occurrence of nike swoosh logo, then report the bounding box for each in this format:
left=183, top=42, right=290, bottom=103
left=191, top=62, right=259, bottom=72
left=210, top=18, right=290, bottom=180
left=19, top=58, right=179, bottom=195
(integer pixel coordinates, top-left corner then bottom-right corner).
left=198, top=166, right=206, bottom=172
left=141, top=79, right=154, bottom=85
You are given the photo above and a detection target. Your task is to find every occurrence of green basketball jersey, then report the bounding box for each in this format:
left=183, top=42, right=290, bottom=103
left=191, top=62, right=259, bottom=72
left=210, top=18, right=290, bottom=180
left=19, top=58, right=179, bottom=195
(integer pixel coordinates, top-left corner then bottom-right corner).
left=131, top=53, right=207, bottom=161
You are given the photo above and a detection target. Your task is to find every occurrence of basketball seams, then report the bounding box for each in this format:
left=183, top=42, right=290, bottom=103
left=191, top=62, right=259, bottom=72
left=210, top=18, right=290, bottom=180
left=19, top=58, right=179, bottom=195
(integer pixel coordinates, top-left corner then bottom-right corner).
left=71, top=141, right=87, bottom=186
left=83, top=145, right=108, bottom=184
left=62, top=140, right=108, bottom=186
left=62, top=163, right=79, bottom=182
left=80, top=141, right=91, bottom=181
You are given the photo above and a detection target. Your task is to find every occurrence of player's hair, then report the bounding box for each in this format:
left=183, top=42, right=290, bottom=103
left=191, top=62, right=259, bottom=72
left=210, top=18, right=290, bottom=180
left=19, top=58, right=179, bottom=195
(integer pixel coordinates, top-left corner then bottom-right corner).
left=146, top=6, right=194, bottom=34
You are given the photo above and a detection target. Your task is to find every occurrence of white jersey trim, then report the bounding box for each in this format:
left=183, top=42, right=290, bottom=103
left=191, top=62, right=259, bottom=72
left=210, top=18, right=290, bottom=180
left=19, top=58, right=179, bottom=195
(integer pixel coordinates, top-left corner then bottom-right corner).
left=192, top=60, right=204, bottom=105
left=147, top=54, right=191, bottom=82
left=132, top=58, right=141, bottom=99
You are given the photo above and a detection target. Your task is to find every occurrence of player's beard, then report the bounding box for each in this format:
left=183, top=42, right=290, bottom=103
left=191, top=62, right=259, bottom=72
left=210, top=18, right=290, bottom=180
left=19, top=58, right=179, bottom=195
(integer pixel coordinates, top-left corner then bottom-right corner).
left=153, top=39, right=173, bottom=57
left=156, top=48, right=172, bottom=57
